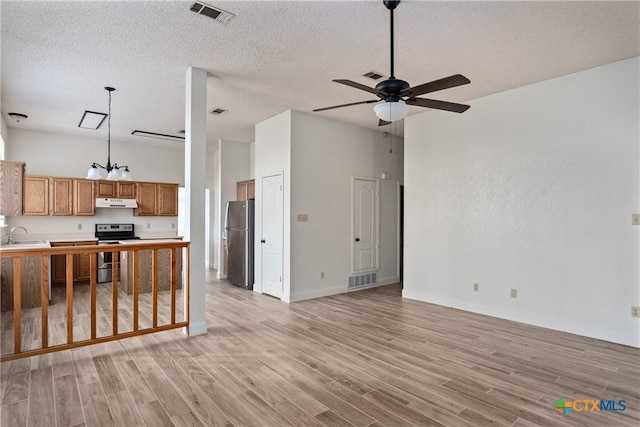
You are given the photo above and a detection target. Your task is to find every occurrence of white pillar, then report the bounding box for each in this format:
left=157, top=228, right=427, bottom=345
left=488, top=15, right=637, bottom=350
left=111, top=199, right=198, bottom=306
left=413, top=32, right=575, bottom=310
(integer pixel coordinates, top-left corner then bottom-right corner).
left=184, top=67, right=207, bottom=336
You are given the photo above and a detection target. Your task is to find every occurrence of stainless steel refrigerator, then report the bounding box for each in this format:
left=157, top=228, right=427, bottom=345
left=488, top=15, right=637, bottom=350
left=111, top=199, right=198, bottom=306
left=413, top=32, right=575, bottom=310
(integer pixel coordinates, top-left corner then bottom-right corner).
left=224, top=200, right=254, bottom=289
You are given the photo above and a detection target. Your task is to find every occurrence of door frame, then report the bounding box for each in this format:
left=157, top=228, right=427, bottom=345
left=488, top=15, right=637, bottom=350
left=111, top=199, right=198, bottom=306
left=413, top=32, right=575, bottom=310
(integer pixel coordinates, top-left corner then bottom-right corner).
left=351, top=176, right=380, bottom=274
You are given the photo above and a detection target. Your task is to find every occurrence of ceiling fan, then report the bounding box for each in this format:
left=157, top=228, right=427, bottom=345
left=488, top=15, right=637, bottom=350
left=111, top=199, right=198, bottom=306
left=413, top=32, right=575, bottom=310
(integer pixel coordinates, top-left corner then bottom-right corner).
left=313, top=0, right=471, bottom=126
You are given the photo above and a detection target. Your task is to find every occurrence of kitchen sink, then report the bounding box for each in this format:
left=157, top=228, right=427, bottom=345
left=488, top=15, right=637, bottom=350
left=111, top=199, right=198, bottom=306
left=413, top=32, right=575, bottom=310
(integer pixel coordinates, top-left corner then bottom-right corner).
left=2, top=240, right=50, bottom=248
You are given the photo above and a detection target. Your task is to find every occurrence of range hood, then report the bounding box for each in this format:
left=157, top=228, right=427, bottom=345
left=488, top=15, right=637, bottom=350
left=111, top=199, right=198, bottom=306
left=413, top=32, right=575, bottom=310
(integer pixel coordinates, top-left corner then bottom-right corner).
left=95, top=198, right=138, bottom=209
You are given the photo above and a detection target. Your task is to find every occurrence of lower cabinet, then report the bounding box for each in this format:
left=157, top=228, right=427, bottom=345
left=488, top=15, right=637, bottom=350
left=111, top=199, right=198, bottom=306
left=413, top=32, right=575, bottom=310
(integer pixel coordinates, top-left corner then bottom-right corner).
left=120, top=248, right=183, bottom=294
left=1, top=256, right=43, bottom=312
left=50, top=241, right=97, bottom=286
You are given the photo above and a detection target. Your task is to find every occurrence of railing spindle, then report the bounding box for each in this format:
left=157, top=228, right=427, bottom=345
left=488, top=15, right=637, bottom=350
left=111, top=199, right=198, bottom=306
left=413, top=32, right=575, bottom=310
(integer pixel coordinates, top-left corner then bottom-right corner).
left=66, top=254, right=73, bottom=344
left=13, top=257, right=22, bottom=354
left=152, top=249, right=158, bottom=328
left=40, top=255, right=49, bottom=349
left=132, top=250, right=139, bottom=332
left=112, top=249, right=119, bottom=335
left=90, top=253, right=97, bottom=340
left=170, top=248, right=176, bottom=325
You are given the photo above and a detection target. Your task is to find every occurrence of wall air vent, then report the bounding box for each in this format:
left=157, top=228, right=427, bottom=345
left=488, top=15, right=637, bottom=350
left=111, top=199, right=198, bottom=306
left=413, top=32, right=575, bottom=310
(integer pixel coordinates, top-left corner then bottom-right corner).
left=190, top=2, right=235, bottom=24
left=348, top=272, right=377, bottom=290
left=363, top=71, right=385, bottom=81
left=210, top=108, right=227, bottom=115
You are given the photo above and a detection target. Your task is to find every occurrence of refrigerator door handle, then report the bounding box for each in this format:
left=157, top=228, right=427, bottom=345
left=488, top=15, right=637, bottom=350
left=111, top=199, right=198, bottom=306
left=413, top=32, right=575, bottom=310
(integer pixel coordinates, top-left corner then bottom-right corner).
left=223, top=202, right=230, bottom=240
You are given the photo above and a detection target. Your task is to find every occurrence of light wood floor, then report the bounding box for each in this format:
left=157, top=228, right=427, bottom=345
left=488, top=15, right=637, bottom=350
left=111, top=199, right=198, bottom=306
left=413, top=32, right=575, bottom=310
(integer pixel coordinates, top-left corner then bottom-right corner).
left=1, top=272, right=639, bottom=427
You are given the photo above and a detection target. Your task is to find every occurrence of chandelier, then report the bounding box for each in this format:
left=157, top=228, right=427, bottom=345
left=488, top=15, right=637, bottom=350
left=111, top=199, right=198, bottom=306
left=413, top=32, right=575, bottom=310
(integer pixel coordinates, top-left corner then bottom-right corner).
left=86, top=87, right=131, bottom=180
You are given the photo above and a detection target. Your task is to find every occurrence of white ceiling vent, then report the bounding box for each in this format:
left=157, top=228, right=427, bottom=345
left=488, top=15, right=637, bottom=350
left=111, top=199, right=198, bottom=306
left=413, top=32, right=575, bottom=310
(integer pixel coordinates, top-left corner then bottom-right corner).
left=190, top=2, right=234, bottom=25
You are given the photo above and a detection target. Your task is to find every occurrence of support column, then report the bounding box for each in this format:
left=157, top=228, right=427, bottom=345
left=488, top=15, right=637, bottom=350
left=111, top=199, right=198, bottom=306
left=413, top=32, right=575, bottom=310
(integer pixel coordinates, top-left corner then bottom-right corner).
left=184, top=67, right=207, bottom=336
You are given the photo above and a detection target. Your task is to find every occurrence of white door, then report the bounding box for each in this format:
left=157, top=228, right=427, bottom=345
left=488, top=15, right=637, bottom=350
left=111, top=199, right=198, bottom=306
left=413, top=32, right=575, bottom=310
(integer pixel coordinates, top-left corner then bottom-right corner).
left=353, top=178, right=379, bottom=273
left=261, top=174, right=283, bottom=298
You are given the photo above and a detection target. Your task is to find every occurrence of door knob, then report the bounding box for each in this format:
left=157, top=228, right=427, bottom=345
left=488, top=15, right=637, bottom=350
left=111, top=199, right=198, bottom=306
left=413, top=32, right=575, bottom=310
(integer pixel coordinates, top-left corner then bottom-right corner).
left=261, top=239, right=266, bottom=243
left=355, top=238, right=360, bottom=242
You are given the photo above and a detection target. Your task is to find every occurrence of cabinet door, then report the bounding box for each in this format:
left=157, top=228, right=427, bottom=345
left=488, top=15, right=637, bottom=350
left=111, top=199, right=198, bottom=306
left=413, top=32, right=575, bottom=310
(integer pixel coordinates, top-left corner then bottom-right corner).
left=0, top=160, right=25, bottom=216
left=74, top=179, right=95, bottom=216
left=23, top=176, right=49, bottom=215
left=158, top=184, right=178, bottom=216
left=237, top=181, right=248, bottom=201
left=247, top=179, right=255, bottom=200
left=135, top=183, right=158, bottom=216
left=96, top=181, right=116, bottom=198
left=1, top=256, right=42, bottom=311
left=51, top=177, right=73, bottom=215
left=117, top=182, right=136, bottom=198
left=74, top=242, right=96, bottom=282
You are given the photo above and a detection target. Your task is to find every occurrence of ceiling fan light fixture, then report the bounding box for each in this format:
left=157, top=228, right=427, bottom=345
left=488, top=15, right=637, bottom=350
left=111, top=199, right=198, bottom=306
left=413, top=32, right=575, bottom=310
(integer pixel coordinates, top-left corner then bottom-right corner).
left=374, top=101, right=409, bottom=122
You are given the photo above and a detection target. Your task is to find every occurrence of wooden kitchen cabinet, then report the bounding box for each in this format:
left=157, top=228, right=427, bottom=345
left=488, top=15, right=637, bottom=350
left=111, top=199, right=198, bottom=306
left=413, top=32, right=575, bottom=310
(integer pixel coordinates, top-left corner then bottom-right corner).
left=158, top=184, right=178, bottom=216
left=1, top=255, right=43, bottom=311
left=96, top=181, right=136, bottom=199
left=50, top=241, right=97, bottom=286
left=50, top=177, right=73, bottom=215
left=135, top=182, right=178, bottom=216
left=23, top=176, right=49, bottom=215
left=0, top=160, right=25, bottom=216
left=135, top=183, right=158, bottom=216
left=236, top=179, right=255, bottom=201
left=74, top=179, right=95, bottom=216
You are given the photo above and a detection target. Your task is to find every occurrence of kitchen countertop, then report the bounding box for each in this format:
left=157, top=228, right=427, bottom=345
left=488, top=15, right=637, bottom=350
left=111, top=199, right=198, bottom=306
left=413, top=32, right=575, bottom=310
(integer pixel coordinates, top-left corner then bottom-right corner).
left=119, top=238, right=185, bottom=245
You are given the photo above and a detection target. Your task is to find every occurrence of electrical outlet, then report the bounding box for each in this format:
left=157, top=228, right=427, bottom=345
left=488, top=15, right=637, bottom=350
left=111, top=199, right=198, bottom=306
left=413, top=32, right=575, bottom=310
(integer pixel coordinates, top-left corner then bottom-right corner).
left=473, top=283, right=479, bottom=292
left=171, top=223, right=175, bottom=229
left=633, top=214, right=640, bottom=225
left=632, top=306, right=640, bottom=318
left=146, top=223, right=151, bottom=229
left=511, top=288, right=518, bottom=299
left=77, top=223, right=82, bottom=230
left=320, top=272, right=325, bottom=279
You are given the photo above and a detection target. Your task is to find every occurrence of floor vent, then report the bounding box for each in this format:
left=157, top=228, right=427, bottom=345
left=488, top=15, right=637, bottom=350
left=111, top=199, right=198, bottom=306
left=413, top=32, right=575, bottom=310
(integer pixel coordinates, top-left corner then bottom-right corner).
left=348, top=272, right=377, bottom=289
left=190, top=2, right=235, bottom=25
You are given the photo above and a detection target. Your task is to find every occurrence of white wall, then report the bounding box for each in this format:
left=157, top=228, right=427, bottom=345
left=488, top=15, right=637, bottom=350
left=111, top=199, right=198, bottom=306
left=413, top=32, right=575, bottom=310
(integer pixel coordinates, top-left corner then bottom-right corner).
left=4, top=128, right=184, bottom=238
left=254, top=110, right=291, bottom=299
left=254, top=110, right=404, bottom=303
left=404, top=57, right=640, bottom=347
left=289, top=111, right=403, bottom=301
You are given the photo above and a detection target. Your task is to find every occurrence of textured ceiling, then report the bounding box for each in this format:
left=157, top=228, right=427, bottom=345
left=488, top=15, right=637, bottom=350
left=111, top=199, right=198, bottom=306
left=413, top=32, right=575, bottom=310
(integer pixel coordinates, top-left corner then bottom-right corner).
left=1, top=0, right=639, bottom=148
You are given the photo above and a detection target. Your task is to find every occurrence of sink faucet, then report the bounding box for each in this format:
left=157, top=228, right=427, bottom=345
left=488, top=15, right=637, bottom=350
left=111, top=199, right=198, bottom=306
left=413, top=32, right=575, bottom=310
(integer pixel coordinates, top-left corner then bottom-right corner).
left=7, top=226, right=28, bottom=245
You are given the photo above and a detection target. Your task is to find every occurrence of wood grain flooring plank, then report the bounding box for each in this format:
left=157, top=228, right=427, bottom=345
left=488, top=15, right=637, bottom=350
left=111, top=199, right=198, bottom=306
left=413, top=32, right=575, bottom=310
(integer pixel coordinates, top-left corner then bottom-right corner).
left=106, top=390, right=145, bottom=427
left=54, top=373, right=83, bottom=427
left=1, top=358, right=30, bottom=404
left=170, top=410, right=205, bottom=427
left=92, top=354, right=126, bottom=395
left=138, top=367, right=192, bottom=418
left=314, top=409, right=355, bottom=427
left=137, top=400, right=175, bottom=427
left=1, top=399, right=28, bottom=427
left=273, top=399, right=327, bottom=427
left=115, top=358, right=157, bottom=405
left=78, top=381, right=116, bottom=427
left=26, top=367, right=55, bottom=427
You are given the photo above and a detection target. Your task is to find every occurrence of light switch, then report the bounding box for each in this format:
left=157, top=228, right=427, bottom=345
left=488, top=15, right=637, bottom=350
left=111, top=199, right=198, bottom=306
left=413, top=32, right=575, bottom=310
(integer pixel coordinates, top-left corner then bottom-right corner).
left=633, top=214, right=640, bottom=225
left=297, top=213, right=308, bottom=222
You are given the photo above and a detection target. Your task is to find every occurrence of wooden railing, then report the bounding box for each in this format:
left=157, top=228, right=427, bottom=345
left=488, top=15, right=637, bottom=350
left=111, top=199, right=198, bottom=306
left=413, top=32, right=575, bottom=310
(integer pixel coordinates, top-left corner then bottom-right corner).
left=0, top=241, right=190, bottom=362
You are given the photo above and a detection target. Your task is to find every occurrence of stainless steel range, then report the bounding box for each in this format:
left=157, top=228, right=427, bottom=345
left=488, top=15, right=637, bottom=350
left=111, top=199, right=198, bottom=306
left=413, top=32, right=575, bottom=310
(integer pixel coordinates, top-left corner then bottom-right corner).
left=95, top=223, right=139, bottom=283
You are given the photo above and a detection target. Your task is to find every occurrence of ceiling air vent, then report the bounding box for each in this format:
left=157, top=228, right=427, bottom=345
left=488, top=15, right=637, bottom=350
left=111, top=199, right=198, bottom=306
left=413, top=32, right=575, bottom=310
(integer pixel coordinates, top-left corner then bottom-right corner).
left=210, top=108, right=227, bottom=115
left=363, top=71, right=385, bottom=81
left=190, top=2, right=235, bottom=24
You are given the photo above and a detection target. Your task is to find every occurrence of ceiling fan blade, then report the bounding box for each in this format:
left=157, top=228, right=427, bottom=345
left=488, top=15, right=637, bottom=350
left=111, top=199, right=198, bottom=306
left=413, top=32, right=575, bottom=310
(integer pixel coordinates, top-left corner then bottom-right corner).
left=406, top=98, right=470, bottom=113
left=378, top=119, right=392, bottom=126
left=401, top=74, right=470, bottom=98
left=333, top=79, right=386, bottom=96
left=313, top=99, right=379, bottom=112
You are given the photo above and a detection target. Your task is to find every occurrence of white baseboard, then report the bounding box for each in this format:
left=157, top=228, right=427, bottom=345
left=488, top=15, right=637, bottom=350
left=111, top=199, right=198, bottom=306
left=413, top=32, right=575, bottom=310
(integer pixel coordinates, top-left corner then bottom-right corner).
left=217, top=271, right=226, bottom=280
left=289, top=285, right=346, bottom=303
left=378, top=275, right=400, bottom=286
left=186, top=321, right=207, bottom=336
left=402, top=289, right=640, bottom=348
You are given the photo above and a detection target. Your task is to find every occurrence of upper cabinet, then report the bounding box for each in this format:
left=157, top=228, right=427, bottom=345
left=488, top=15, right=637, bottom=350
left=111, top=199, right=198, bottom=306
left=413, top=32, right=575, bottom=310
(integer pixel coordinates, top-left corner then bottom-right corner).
left=237, top=179, right=255, bottom=201
left=96, top=181, right=136, bottom=199
left=74, top=179, right=95, bottom=216
left=135, top=183, right=178, bottom=216
left=50, top=177, right=73, bottom=215
left=23, top=176, right=49, bottom=216
left=0, top=160, right=25, bottom=216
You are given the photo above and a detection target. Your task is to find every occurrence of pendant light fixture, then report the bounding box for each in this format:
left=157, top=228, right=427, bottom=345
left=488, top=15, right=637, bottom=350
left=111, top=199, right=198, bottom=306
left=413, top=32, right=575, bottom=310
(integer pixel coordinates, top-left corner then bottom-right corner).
left=86, top=87, right=132, bottom=180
